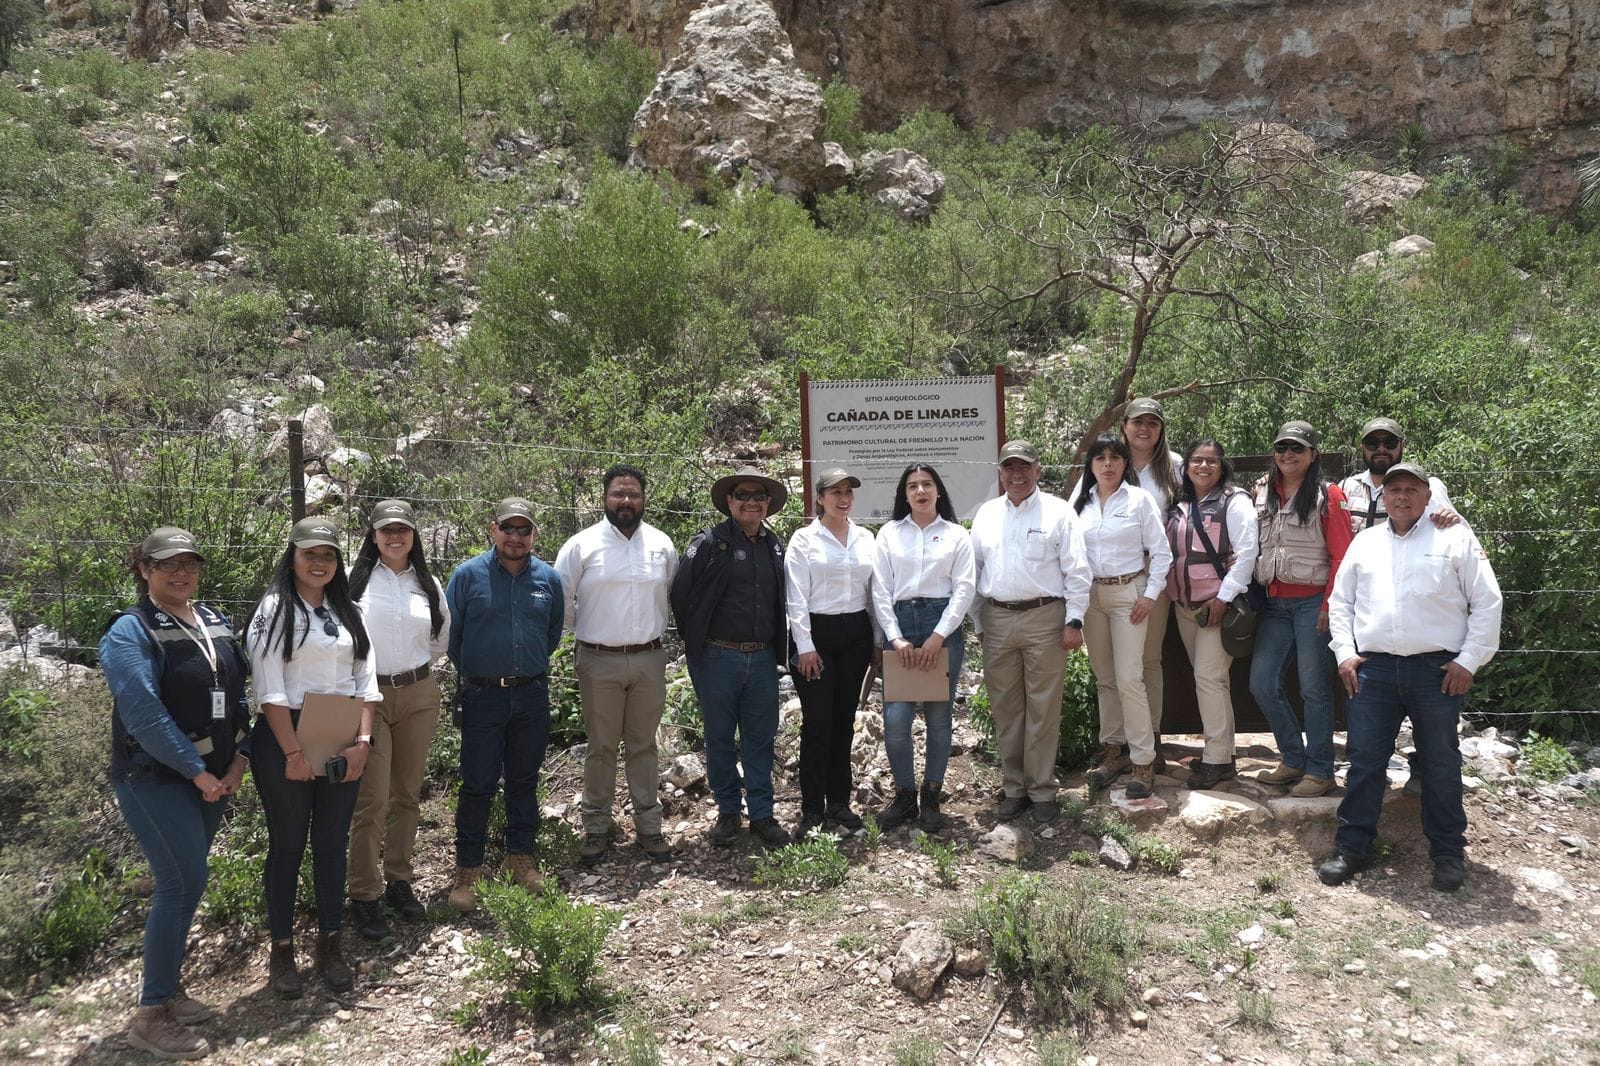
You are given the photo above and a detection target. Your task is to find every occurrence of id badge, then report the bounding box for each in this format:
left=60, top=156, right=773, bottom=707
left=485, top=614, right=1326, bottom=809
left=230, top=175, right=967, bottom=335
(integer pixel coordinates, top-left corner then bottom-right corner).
left=211, top=689, right=227, bottom=721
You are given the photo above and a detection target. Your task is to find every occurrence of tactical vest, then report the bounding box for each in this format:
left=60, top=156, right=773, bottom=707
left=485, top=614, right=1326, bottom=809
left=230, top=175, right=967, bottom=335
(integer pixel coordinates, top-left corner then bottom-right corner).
left=1252, top=478, right=1332, bottom=588
left=1342, top=475, right=1387, bottom=534
left=1166, top=489, right=1238, bottom=608
left=110, top=599, right=249, bottom=781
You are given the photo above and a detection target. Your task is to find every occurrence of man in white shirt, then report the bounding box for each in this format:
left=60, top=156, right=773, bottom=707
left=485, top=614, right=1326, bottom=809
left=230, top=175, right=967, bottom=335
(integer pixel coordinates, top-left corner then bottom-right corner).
left=554, top=465, right=679, bottom=866
left=970, top=440, right=1093, bottom=823
left=1319, top=463, right=1502, bottom=893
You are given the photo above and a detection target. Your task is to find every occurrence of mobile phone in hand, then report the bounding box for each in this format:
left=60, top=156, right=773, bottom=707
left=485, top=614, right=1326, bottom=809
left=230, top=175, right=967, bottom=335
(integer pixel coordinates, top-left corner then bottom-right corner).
left=325, top=754, right=348, bottom=784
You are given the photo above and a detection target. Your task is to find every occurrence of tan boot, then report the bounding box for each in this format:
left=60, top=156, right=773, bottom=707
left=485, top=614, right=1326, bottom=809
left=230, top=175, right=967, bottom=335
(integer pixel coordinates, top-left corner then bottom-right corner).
left=502, top=853, right=543, bottom=892
left=127, top=1002, right=210, bottom=1060
left=167, top=986, right=214, bottom=1025
left=447, top=866, right=484, bottom=913
left=1087, top=744, right=1132, bottom=789
left=1290, top=774, right=1334, bottom=797
left=1258, top=762, right=1305, bottom=785
left=1125, top=761, right=1157, bottom=799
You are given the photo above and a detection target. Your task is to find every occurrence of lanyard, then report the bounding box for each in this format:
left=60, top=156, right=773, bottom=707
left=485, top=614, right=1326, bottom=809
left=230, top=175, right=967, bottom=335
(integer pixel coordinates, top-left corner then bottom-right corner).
left=169, top=609, right=220, bottom=681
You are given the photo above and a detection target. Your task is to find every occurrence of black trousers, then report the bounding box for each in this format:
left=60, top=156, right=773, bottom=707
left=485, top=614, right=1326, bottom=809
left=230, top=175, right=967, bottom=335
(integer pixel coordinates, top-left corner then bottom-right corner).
left=793, top=611, right=874, bottom=814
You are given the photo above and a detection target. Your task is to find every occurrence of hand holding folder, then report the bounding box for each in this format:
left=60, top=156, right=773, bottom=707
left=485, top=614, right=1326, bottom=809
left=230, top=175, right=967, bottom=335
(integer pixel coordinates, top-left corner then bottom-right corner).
left=296, top=693, right=365, bottom=777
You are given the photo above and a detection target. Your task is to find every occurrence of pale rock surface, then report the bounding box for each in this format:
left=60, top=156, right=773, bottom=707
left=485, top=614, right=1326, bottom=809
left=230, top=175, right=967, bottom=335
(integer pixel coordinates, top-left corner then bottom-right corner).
left=1354, top=234, right=1436, bottom=272
left=978, top=822, right=1035, bottom=863
left=1178, top=789, right=1269, bottom=839
left=1098, top=836, right=1134, bottom=872
left=856, top=149, right=946, bottom=222
left=891, top=923, right=953, bottom=1000
left=1265, top=795, right=1343, bottom=824
left=264, top=403, right=341, bottom=460
left=1343, top=170, right=1427, bottom=222
left=665, top=753, right=707, bottom=791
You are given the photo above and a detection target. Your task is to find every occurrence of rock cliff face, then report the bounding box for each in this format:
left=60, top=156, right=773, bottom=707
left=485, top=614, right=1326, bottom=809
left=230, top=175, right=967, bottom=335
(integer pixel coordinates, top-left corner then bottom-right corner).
left=594, top=0, right=1600, bottom=208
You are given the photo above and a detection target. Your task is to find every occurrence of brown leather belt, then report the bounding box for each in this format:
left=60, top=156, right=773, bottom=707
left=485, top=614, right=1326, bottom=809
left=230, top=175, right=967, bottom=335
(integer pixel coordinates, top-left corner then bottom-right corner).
left=378, top=663, right=431, bottom=688
left=989, top=596, right=1063, bottom=611
left=708, top=639, right=768, bottom=653
left=1093, top=570, right=1146, bottom=586
left=578, top=639, right=664, bottom=654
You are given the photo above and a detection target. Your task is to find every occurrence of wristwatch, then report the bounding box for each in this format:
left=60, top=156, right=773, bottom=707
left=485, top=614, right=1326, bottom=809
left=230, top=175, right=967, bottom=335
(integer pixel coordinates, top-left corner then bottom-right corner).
left=356, top=734, right=373, bottom=747
left=1065, top=619, right=1084, bottom=630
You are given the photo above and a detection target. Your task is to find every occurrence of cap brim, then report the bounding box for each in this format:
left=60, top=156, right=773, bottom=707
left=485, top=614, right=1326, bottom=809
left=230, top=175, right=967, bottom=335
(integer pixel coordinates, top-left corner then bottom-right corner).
left=146, top=547, right=205, bottom=561
left=712, top=472, right=789, bottom=516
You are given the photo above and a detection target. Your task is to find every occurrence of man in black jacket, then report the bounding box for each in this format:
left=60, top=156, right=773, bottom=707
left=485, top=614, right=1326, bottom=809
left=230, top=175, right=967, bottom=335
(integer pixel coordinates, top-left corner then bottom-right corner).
left=670, top=466, right=792, bottom=847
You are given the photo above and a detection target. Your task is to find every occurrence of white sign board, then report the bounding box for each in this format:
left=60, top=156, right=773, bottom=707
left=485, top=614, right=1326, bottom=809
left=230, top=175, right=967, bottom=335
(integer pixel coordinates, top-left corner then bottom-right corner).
left=803, top=375, right=1003, bottom=521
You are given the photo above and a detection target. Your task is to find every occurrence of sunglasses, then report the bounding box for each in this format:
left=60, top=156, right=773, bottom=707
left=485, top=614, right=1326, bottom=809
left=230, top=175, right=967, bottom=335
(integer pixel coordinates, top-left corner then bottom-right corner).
left=151, top=558, right=202, bottom=573
left=497, top=522, right=534, bottom=537
left=730, top=489, right=771, bottom=503
left=1274, top=442, right=1308, bottom=454
left=313, top=604, right=339, bottom=638
left=1363, top=435, right=1402, bottom=450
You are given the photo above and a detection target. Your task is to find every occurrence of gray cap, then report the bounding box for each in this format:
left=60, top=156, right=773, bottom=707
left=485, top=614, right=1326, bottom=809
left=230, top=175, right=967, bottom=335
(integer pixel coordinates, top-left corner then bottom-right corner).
left=1383, top=461, right=1430, bottom=486
left=998, top=440, right=1040, bottom=465
left=494, top=497, right=536, bottom=524
left=814, top=467, right=860, bottom=492
left=289, top=517, right=340, bottom=550
left=368, top=499, right=416, bottom=530
left=1361, top=417, right=1405, bottom=442
left=1274, top=420, right=1320, bottom=448
left=1123, top=398, right=1166, bottom=422
left=141, top=526, right=204, bottom=561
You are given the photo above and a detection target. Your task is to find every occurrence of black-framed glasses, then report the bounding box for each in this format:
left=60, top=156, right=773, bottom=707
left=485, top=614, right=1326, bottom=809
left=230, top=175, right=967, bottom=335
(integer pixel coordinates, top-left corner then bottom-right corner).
left=730, top=489, right=771, bottom=503
left=498, top=522, right=534, bottom=537
left=1187, top=456, right=1221, bottom=467
left=1363, top=435, right=1402, bottom=450
left=1274, top=442, right=1308, bottom=454
left=151, top=558, right=202, bottom=574
left=313, top=605, right=339, bottom=638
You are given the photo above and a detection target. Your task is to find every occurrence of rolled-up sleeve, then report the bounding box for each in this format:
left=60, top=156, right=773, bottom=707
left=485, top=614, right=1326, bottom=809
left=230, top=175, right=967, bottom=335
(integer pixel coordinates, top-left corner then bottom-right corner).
left=100, top=616, right=205, bottom=780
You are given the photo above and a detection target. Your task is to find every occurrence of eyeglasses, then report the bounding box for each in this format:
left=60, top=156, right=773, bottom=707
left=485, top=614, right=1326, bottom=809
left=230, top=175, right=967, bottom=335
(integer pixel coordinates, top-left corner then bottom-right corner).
left=313, top=605, right=339, bottom=638
left=1187, top=457, right=1221, bottom=467
left=498, top=523, right=534, bottom=537
left=1363, top=435, right=1402, bottom=450
left=605, top=490, right=643, bottom=501
left=1274, top=442, right=1308, bottom=454
left=150, top=558, right=202, bottom=573
left=730, top=490, right=770, bottom=503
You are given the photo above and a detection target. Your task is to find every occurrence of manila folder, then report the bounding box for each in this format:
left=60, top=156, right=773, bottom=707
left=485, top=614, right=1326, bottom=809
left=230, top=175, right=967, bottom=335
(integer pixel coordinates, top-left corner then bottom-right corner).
left=297, top=693, right=364, bottom=776
left=882, top=648, right=951, bottom=703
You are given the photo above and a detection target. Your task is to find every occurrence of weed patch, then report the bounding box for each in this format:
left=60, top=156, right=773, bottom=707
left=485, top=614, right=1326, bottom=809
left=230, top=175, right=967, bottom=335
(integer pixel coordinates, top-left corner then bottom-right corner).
left=472, top=877, right=618, bottom=1016
left=754, top=831, right=850, bottom=892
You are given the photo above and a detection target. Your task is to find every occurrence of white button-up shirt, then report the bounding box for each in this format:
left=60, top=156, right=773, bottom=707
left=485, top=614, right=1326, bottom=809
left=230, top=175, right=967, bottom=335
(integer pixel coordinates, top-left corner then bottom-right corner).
left=247, top=592, right=381, bottom=709
left=1068, top=450, right=1183, bottom=512
left=1077, top=484, right=1173, bottom=588
left=785, top=518, right=880, bottom=655
left=969, top=489, right=1092, bottom=621
left=356, top=564, right=449, bottom=675
left=553, top=519, right=677, bottom=646
left=1328, top=520, right=1503, bottom=675
left=871, top=516, right=976, bottom=642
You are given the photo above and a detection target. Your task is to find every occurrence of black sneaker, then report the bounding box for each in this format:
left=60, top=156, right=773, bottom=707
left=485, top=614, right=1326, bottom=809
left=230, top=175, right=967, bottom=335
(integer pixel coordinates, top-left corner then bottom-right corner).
left=1186, top=761, right=1238, bottom=790
left=1029, top=800, right=1060, bottom=824
left=384, top=880, right=426, bottom=921
left=710, top=812, right=742, bottom=847
left=1432, top=856, right=1466, bottom=892
left=876, top=788, right=919, bottom=830
left=750, top=817, right=792, bottom=848
left=826, top=803, right=864, bottom=834
left=351, top=897, right=389, bottom=941
left=1316, top=852, right=1375, bottom=886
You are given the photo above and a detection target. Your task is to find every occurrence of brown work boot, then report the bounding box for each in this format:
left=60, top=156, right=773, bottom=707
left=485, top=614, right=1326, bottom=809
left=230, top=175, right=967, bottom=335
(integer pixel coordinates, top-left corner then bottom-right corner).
left=315, top=931, right=353, bottom=992
left=502, top=852, right=544, bottom=892
left=1259, top=762, right=1305, bottom=785
left=1124, top=761, right=1156, bottom=799
left=1087, top=744, right=1132, bottom=789
left=1290, top=774, right=1334, bottom=798
left=447, top=866, right=484, bottom=913
left=167, top=986, right=214, bottom=1025
left=127, top=1001, right=210, bottom=1060
left=268, top=940, right=302, bottom=1000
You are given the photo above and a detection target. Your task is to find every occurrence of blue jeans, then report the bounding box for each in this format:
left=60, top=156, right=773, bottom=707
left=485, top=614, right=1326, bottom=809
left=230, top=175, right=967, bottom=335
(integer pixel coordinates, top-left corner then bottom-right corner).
left=883, top=598, right=964, bottom=790
left=457, top=678, right=551, bottom=867
left=690, top=645, right=780, bottom=819
left=1335, top=652, right=1467, bottom=861
left=1249, top=593, right=1336, bottom=778
left=114, top=775, right=226, bottom=1006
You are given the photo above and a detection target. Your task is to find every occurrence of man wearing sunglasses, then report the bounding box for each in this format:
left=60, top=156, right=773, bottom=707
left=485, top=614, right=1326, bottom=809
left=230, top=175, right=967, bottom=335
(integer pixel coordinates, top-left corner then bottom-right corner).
left=670, top=465, right=793, bottom=849
left=443, top=497, right=564, bottom=911
left=1338, top=417, right=1460, bottom=534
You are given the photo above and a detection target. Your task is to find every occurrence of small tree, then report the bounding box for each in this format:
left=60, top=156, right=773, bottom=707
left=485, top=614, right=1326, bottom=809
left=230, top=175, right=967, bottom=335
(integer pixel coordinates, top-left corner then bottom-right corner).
left=0, top=0, right=41, bottom=73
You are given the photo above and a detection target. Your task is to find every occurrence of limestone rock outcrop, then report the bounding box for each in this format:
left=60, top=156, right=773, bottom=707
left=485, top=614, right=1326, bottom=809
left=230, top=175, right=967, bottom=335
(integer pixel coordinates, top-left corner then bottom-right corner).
left=857, top=148, right=945, bottom=222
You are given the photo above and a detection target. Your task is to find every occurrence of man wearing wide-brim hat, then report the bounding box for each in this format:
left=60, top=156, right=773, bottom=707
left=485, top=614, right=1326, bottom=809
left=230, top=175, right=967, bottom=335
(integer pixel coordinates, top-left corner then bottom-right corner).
left=669, top=465, right=793, bottom=849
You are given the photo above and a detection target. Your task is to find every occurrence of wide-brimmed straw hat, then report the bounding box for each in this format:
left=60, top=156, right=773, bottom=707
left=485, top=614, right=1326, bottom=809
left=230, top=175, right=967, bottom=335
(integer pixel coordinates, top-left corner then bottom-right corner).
left=711, top=466, right=788, bottom=516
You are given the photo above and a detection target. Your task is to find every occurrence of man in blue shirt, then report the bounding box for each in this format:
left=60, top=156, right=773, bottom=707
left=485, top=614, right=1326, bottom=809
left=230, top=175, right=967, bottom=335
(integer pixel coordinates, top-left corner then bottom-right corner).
left=444, top=498, right=564, bottom=911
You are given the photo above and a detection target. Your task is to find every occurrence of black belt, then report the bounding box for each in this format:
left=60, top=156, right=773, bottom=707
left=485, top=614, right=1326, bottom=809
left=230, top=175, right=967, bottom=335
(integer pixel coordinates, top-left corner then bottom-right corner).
left=464, top=675, right=543, bottom=688
left=578, top=639, right=664, bottom=654
left=989, top=596, right=1063, bottom=612
left=708, top=639, right=768, bottom=653
left=378, top=663, right=431, bottom=688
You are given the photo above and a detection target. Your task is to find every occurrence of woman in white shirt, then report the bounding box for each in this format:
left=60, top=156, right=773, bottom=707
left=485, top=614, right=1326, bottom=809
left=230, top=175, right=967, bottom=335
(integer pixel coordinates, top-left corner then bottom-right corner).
left=786, top=468, right=879, bottom=840
left=871, top=463, right=976, bottom=833
left=345, top=500, right=449, bottom=941
left=246, top=517, right=379, bottom=1000
left=1073, top=434, right=1173, bottom=799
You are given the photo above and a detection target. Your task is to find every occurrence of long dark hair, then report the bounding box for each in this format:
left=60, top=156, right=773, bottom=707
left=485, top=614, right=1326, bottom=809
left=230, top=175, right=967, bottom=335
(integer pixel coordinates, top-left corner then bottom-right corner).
left=1074, top=435, right=1138, bottom=513
left=891, top=463, right=958, bottom=523
left=1267, top=449, right=1325, bottom=524
left=1177, top=438, right=1236, bottom=507
left=247, top=544, right=372, bottom=663
left=349, top=525, right=444, bottom=639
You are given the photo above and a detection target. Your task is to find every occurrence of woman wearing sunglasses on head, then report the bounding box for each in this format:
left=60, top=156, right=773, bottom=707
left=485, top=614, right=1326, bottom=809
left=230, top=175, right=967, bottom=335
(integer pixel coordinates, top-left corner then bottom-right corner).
left=102, top=527, right=250, bottom=1060
left=1248, top=421, right=1353, bottom=799
left=245, top=517, right=379, bottom=999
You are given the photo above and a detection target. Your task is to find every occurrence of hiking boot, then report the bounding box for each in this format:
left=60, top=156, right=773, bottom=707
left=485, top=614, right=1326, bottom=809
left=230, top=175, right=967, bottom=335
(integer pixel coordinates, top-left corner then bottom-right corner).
left=351, top=897, right=389, bottom=942
left=127, top=1002, right=210, bottom=1061
left=1290, top=775, right=1334, bottom=798
left=1087, top=744, right=1132, bottom=789
left=1258, top=762, right=1304, bottom=785
left=918, top=782, right=944, bottom=833
left=1029, top=800, right=1060, bottom=824
left=447, top=866, right=484, bottom=913
left=384, top=880, right=426, bottom=921
left=1186, top=761, right=1238, bottom=790
left=1432, top=856, right=1466, bottom=892
left=1124, top=762, right=1156, bottom=799
left=795, top=810, right=828, bottom=841
left=638, top=832, right=674, bottom=862
left=167, top=987, right=213, bottom=1025
left=826, top=803, right=864, bottom=834
left=315, top=931, right=353, bottom=993
left=1316, top=852, right=1374, bottom=886
left=750, top=817, right=791, bottom=848
left=580, top=832, right=611, bottom=866
left=1402, top=775, right=1423, bottom=799
left=996, top=794, right=1030, bottom=820
left=268, top=940, right=302, bottom=1000
left=710, top=812, right=742, bottom=847
left=502, top=853, right=543, bottom=892
left=876, top=788, right=919, bottom=830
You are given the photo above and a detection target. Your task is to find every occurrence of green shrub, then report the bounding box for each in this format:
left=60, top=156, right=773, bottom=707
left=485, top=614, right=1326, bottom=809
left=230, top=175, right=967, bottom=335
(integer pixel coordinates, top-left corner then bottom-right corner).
left=820, top=78, right=864, bottom=153
left=25, top=849, right=124, bottom=973
left=918, top=835, right=960, bottom=888
left=0, top=683, right=47, bottom=760
left=892, top=1033, right=942, bottom=1066
left=754, top=831, right=851, bottom=892
left=969, top=650, right=1099, bottom=771
left=267, top=218, right=390, bottom=331
left=0, top=0, right=41, bottom=72
left=1519, top=732, right=1580, bottom=782
left=472, top=877, right=619, bottom=1015
left=1134, top=836, right=1184, bottom=875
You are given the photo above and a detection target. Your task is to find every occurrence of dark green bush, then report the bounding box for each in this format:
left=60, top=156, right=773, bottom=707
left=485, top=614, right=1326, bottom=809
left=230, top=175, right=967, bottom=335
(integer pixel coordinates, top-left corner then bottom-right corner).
left=472, top=877, right=618, bottom=1015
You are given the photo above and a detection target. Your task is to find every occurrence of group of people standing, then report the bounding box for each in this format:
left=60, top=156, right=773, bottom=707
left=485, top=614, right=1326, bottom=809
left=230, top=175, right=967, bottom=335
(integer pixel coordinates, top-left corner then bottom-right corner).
left=99, top=405, right=1502, bottom=1060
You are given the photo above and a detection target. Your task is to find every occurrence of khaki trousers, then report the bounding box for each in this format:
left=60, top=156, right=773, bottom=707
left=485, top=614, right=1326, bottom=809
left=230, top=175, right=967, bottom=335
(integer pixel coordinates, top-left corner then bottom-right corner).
left=576, top=645, right=668, bottom=836
left=979, top=599, right=1069, bottom=802
left=1084, top=577, right=1157, bottom=765
left=1142, top=590, right=1171, bottom=733
left=347, top=675, right=440, bottom=900
left=1174, top=607, right=1237, bottom=764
